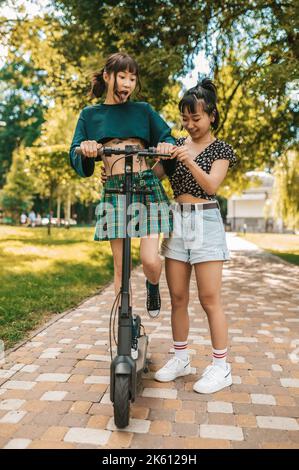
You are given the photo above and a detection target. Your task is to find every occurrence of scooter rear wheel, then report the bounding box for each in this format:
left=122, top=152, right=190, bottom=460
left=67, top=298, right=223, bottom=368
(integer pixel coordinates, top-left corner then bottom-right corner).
left=114, top=374, right=130, bottom=428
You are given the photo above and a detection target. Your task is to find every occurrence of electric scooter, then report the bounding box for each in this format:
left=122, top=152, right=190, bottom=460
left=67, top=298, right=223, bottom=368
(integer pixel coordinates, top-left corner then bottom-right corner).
left=75, top=144, right=171, bottom=428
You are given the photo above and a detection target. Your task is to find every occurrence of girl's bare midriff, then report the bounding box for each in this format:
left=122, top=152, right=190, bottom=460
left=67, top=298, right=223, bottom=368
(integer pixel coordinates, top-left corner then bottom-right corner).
left=102, top=138, right=148, bottom=176
left=175, top=194, right=214, bottom=204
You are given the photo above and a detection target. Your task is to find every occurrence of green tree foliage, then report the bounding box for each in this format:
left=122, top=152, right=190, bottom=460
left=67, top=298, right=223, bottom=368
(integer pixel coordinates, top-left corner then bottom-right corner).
left=24, top=104, right=102, bottom=231
left=208, top=1, right=298, bottom=192
left=213, top=62, right=296, bottom=198
left=273, top=150, right=299, bottom=231
left=52, top=1, right=298, bottom=171
left=0, top=60, right=45, bottom=187
left=0, top=0, right=297, bottom=204
left=51, top=0, right=208, bottom=108
left=0, top=146, right=35, bottom=221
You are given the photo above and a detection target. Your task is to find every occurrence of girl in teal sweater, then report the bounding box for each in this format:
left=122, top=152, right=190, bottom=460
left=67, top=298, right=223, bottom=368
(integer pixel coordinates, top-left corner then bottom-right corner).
left=70, top=52, right=176, bottom=318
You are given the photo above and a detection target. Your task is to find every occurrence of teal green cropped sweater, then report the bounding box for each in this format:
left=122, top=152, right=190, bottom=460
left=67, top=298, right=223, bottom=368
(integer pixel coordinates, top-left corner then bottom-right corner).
left=69, top=101, right=176, bottom=178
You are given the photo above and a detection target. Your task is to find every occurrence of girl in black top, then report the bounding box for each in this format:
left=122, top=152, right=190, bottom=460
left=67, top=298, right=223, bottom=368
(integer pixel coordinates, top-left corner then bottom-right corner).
left=154, top=79, right=238, bottom=394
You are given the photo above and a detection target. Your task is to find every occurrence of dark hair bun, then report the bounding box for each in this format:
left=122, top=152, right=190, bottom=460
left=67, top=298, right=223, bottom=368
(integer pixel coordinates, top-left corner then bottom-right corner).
left=197, top=78, right=217, bottom=101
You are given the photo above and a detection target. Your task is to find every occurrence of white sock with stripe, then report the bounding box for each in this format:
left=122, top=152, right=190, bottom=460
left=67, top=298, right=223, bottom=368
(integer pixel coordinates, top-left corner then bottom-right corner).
left=212, top=347, right=228, bottom=370
left=173, top=341, right=188, bottom=361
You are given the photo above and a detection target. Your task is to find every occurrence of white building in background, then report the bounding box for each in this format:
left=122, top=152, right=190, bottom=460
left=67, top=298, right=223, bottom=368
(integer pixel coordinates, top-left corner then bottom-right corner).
left=226, top=171, right=283, bottom=233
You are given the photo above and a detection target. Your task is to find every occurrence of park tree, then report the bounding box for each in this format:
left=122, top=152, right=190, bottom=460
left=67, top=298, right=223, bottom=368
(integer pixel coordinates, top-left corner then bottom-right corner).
left=0, top=0, right=297, bottom=200
left=51, top=0, right=297, bottom=179
left=0, top=145, right=35, bottom=222
left=0, top=7, right=89, bottom=186
left=213, top=61, right=296, bottom=198
left=25, top=144, right=70, bottom=235
left=25, top=103, right=102, bottom=233
left=0, top=59, right=46, bottom=188
left=273, top=150, right=299, bottom=231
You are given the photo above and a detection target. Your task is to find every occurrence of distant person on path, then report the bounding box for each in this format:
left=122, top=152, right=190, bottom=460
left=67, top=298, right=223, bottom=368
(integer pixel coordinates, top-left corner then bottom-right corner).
left=20, top=212, right=27, bottom=225
left=28, top=210, right=36, bottom=228
left=36, top=213, right=42, bottom=226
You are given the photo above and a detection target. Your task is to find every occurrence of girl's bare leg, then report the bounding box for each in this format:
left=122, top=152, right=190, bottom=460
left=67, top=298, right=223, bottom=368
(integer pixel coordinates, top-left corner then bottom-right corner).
left=153, top=257, right=192, bottom=382
left=165, top=258, right=192, bottom=341
left=193, top=261, right=227, bottom=349
left=140, top=234, right=161, bottom=284
left=110, top=238, right=124, bottom=296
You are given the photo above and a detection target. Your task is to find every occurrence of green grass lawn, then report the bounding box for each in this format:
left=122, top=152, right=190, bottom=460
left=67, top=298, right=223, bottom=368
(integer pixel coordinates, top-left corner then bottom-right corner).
left=238, top=233, right=299, bottom=265
left=0, top=225, right=140, bottom=348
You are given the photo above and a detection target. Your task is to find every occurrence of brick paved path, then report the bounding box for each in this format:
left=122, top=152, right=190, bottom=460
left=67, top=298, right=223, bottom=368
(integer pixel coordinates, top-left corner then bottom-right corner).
left=0, top=235, right=298, bottom=449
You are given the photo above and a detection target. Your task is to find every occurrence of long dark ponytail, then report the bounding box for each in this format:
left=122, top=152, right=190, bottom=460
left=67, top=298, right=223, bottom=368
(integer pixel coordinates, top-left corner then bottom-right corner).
left=90, top=69, right=106, bottom=99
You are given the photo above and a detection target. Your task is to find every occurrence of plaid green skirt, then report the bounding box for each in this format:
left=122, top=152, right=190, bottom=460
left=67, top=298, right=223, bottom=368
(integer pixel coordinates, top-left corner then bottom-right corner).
left=94, top=169, right=173, bottom=240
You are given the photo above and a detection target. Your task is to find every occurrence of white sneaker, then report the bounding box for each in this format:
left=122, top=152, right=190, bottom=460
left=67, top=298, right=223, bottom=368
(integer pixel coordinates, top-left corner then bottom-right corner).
left=193, top=363, right=232, bottom=394
left=154, top=356, right=191, bottom=382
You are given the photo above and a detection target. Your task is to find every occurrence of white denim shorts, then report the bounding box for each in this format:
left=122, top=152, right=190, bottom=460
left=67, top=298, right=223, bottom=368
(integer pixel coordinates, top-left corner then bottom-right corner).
left=160, top=202, right=230, bottom=264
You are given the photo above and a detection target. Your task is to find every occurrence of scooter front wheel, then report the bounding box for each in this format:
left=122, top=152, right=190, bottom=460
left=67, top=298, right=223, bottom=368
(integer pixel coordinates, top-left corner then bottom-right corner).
left=113, top=374, right=130, bottom=428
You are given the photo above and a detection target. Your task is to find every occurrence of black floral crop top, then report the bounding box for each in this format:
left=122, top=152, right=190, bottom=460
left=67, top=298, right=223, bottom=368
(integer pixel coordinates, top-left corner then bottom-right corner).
left=168, top=137, right=238, bottom=200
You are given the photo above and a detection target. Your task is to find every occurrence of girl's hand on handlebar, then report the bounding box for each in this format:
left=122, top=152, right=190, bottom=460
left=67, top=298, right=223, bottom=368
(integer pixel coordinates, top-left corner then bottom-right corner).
left=171, top=145, right=194, bottom=168
left=156, top=142, right=177, bottom=160
left=101, top=166, right=108, bottom=185
left=80, top=140, right=103, bottom=158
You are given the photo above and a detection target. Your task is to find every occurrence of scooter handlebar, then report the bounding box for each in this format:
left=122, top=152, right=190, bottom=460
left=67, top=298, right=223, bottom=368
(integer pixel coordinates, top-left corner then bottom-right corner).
left=74, top=145, right=172, bottom=158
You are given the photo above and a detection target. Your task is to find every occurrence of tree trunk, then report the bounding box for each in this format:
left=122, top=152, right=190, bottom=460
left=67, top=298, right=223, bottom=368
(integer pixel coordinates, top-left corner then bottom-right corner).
left=65, top=187, right=71, bottom=229
left=57, top=194, right=61, bottom=227
left=48, top=194, right=52, bottom=236
left=48, top=182, right=55, bottom=236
